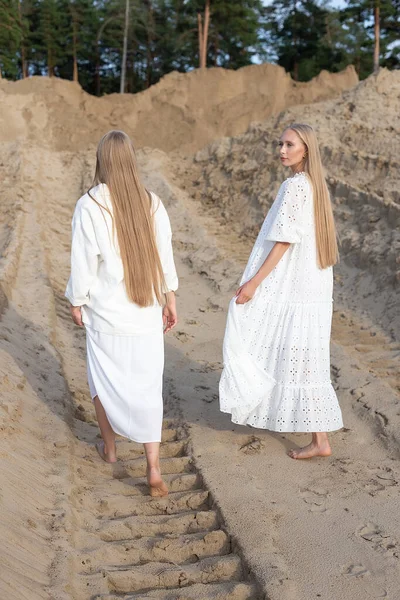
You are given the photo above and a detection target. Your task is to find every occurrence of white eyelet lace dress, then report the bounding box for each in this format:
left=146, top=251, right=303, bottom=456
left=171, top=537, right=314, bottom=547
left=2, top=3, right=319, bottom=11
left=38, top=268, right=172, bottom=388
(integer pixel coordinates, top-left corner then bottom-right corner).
left=65, top=184, right=178, bottom=443
left=219, top=172, right=343, bottom=433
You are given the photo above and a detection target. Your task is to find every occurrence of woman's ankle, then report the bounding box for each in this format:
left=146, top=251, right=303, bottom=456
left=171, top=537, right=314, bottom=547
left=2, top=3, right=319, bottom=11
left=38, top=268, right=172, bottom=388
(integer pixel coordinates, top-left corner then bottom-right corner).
left=104, top=440, right=116, bottom=456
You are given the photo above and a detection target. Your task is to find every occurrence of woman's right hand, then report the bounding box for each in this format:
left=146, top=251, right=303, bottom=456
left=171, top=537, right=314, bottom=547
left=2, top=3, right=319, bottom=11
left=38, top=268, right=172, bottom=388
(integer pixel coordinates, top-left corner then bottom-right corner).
left=235, top=278, right=258, bottom=304
left=163, top=292, right=178, bottom=333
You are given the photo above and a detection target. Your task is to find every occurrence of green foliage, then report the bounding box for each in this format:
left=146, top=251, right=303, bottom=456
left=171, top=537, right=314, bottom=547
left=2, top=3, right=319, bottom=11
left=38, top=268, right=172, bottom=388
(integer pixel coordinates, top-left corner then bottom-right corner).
left=0, top=0, right=398, bottom=91
left=342, top=0, right=400, bottom=73
left=0, top=0, right=26, bottom=76
left=262, top=0, right=399, bottom=81
left=195, top=0, right=264, bottom=68
left=57, top=0, right=101, bottom=88
left=35, top=0, right=68, bottom=74
left=264, top=0, right=354, bottom=81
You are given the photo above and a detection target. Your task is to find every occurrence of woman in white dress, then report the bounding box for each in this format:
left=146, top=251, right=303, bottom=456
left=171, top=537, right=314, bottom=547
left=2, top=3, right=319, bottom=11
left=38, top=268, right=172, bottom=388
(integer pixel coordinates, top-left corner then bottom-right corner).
left=65, top=130, right=178, bottom=495
left=219, top=123, right=343, bottom=459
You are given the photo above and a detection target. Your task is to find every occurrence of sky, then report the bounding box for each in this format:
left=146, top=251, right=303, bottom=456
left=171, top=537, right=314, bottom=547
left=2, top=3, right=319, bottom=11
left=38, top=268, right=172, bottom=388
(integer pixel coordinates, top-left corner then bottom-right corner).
left=262, top=0, right=348, bottom=7
left=325, top=0, right=347, bottom=6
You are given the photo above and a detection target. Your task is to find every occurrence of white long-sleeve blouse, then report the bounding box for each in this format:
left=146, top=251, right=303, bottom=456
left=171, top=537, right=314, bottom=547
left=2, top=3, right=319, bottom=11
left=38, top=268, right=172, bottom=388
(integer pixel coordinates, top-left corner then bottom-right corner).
left=65, top=183, right=178, bottom=335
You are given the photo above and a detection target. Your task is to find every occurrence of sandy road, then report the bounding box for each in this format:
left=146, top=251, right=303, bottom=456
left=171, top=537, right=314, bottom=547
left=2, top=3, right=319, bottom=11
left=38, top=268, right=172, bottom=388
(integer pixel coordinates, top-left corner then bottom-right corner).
left=141, top=151, right=400, bottom=600
left=0, top=144, right=399, bottom=600
left=0, top=145, right=260, bottom=600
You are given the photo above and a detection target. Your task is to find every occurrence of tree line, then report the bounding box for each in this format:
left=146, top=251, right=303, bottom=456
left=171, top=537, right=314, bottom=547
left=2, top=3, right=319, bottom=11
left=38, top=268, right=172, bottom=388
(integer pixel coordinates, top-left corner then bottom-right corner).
left=0, top=0, right=399, bottom=95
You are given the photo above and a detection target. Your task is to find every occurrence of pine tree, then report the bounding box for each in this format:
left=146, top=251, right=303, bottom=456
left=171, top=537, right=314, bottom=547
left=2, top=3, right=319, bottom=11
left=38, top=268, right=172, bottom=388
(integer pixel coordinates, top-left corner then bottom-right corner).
left=34, top=0, right=68, bottom=76
left=205, top=0, right=263, bottom=68
left=342, top=0, right=400, bottom=75
left=56, top=0, right=100, bottom=88
left=263, top=0, right=344, bottom=81
left=0, top=0, right=24, bottom=77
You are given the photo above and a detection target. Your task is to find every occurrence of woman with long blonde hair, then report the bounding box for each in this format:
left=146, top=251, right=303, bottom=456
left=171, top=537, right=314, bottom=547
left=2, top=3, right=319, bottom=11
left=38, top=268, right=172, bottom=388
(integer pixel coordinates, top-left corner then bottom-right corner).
left=219, top=123, right=343, bottom=458
left=66, top=130, right=178, bottom=495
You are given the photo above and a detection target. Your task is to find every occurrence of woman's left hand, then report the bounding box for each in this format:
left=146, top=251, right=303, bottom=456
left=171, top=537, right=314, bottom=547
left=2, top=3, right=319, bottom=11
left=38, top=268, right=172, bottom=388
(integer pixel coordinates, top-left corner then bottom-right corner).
left=70, top=305, right=83, bottom=326
left=235, top=279, right=258, bottom=304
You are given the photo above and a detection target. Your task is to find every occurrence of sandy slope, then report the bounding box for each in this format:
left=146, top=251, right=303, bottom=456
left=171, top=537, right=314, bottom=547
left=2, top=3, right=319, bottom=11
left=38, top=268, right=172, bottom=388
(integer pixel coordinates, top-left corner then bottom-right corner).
left=0, top=63, right=357, bottom=153
left=0, top=144, right=260, bottom=600
left=0, top=66, right=399, bottom=599
left=186, top=68, right=400, bottom=339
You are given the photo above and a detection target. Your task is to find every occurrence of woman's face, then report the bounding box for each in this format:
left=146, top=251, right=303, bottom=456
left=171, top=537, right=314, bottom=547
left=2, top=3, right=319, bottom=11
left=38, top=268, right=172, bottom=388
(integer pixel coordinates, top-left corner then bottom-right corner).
left=278, top=129, right=306, bottom=171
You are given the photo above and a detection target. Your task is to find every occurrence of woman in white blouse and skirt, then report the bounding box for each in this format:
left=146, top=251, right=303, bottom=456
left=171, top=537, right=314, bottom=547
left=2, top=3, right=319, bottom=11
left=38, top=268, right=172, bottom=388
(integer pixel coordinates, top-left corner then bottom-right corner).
left=219, top=124, right=343, bottom=459
left=66, top=130, right=178, bottom=496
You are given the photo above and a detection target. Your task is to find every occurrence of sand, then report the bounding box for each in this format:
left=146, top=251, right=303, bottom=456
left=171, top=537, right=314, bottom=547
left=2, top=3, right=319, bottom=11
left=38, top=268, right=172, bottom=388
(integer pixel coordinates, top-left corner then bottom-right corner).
left=187, top=68, right=400, bottom=338
left=0, top=63, right=357, bottom=153
left=0, top=65, right=399, bottom=600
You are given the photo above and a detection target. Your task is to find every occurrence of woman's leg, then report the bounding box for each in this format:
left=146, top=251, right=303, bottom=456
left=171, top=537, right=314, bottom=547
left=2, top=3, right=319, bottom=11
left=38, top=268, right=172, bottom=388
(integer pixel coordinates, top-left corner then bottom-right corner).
left=288, top=432, right=332, bottom=460
left=93, top=395, right=117, bottom=463
left=144, top=442, right=168, bottom=497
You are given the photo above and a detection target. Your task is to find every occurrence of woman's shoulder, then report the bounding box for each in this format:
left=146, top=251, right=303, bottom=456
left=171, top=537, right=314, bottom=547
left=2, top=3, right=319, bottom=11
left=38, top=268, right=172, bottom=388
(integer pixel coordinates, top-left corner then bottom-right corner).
left=282, top=172, right=312, bottom=195
left=75, top=184, right=110, bottom=214
left=283, top=171, right=310, bottom=185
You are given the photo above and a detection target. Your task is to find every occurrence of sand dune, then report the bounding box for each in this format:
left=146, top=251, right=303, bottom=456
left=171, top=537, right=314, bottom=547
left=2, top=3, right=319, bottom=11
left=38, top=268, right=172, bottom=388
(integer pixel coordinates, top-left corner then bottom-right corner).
left=0, top=65, right=399, bottom=599
left=188, top=68, right=400, bottom=337
left=0, top=63, right=357, bottom=153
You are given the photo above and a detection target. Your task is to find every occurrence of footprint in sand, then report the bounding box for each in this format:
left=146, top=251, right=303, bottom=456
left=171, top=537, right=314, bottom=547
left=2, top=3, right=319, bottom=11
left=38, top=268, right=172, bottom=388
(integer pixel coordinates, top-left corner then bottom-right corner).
left=194, top=385, right=217, bottom=404
left=190, top=361, right=223, bottom=373
left=372, top=466, right=397, bottom=485
left=299, top=487, right=328, bottom=512
left=332, top=459, right=398, bottom=497
left=358, top=523, right=399, bottom=558
left=173, top=330, right=194, bottom=343
left=343, top=563, right=370, bottom=577
left=362, top=466, right=397, bottom=496
left=207, top=296, right=223, bottom=312
left=239, top=436, right=265, bottom=454
left=198, top=298, right=223, bottom=313
left=342, top=563, right=387, bottom=598
left=185, top=319, right=199, bottom=326
left=202, top=394, right=218, bottom=404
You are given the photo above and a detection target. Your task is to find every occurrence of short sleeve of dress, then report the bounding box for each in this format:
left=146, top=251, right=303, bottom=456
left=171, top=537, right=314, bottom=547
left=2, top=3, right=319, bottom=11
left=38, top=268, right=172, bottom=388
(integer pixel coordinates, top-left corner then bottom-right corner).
left=265, top=175, right=308, bottom=244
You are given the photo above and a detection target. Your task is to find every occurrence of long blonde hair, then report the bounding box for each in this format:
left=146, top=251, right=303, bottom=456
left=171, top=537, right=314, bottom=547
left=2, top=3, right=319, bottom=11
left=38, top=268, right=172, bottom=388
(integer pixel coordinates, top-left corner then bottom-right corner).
left=287, top=123, right=339, bottom=269
left=89, top=130, right=166, bottom=307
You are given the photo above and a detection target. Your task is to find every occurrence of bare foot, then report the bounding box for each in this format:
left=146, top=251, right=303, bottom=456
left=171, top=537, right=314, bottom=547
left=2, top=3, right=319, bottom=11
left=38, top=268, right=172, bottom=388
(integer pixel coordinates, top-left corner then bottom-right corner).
left=288, top=441, right=332, bottom=460
left=95, top=441, right=117, bottom=464
left=147, top=466, right=168, bottom=497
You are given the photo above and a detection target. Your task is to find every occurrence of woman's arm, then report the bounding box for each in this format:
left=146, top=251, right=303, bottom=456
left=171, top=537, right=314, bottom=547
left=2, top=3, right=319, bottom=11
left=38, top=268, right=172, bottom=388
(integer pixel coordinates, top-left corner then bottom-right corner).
left=235, top=176, right=308, bottom=305
left=235, top=241, right=290, bottom=304
left=154, top=198, right=179, bottom=294
left=153, top=197, right=179, bottom=332
left=65, top=205, right=100, bottom=323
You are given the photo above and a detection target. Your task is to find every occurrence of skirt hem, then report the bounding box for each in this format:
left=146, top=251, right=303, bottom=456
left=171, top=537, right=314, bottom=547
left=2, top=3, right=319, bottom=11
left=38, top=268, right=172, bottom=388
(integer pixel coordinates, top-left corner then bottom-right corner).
left=221, top=408, right=344, bottom=433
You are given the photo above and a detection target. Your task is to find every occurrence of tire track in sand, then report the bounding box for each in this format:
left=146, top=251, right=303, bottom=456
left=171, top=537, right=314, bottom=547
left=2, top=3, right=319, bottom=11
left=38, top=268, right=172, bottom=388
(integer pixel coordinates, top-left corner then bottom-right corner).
left=68, top=419, right=259, bottom=599
left=29, top=151, right=261, bottom=598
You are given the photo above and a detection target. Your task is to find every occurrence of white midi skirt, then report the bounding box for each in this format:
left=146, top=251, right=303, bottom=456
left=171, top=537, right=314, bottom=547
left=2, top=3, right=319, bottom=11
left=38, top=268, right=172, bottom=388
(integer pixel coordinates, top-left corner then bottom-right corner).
left=86, top=326, right=164, bottom=443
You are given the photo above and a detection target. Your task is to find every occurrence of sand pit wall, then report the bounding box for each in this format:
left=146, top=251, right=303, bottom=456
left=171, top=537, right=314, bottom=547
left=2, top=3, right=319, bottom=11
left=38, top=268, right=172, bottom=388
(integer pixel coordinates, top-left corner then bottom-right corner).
left=187, top=70, right=400, bottom=338
left=0, top=137, right=268, bottom=599
left=0, top=64, right=358, bottom=153
left=0, top=141, right=77, bottom=600
left=0, top=144, right=26, bottom=309
left=0, top=134, right=399, bottom=600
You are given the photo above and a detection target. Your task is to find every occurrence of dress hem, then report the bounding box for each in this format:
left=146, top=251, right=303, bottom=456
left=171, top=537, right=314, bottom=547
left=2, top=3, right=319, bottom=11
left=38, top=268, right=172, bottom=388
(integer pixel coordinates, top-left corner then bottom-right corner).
left=89, top=392, right=162, bottom=443
left=221, top=408, right=344, bottom=433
